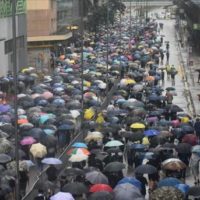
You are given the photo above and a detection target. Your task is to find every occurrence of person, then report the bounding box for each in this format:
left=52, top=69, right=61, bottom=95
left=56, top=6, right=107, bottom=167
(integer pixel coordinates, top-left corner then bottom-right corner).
left=161, top=69, right=165, bottom=84
left=165, top=91, right=173, bottom=104
left=166, top=50, right=169, bottom=63
left=166, top=64, right=171, bottom=79
left=135, top=173, right=148, bottom=197
left=19, top=169, right=29, bottom=197
left=189, top=152, right=200, bottom=184
left=170, top=65, right=177, bottom=86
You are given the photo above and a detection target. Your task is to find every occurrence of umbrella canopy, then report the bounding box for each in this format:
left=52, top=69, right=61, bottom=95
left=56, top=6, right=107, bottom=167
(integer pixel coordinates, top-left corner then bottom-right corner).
left=104, top=140, right=124, bottom=147
left=89, top=184, right=113, bottom=193
left=30, top=143, right=47, bottom=158
left=151, top=186, right=184, bottom=200
left=67, top=148, right=90, bottom=156
left=144, top=129, right=159, bottom=137
left=62, top=182, right=88, bottom=195
left=182, top=134, right=197, bottom=146
left=192, top=145, right=200, bottom=153
left=72, top=142, right=88, bottom=148
left=158, top=177, right=182, bottom=187
left=135, top=164, right=157, bottom=175
left=20, top=136, right=36, bottom=146
left=162, top=158, right=187, bottom=171
left=61, top=167, right=85, bottom=177
left=88, top=191, right=113, bottom=200
left=69, top=154, right=88, bottom=162
left=175, top=143, right=192, bottom=154
left=50, top=192, right=75, bottom=200
left=114, top=183, right=143, bottom=200
left=86, top=171, right=109, bottom=184
left=130, top=123, right=145, bottom=129
left=41, top=157, right=62, bottom=165
left=188, top=186, right=200, bottom=197
left=104, top=162, right=125, bottom=172
left=0, top=153, right=11, bottom=164
left=117, top=177, right=142, bottom=190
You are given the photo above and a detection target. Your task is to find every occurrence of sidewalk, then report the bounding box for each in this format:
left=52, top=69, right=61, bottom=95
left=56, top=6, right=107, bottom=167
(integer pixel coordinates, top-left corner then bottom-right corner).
left=177, top=33, right=200, bottom=116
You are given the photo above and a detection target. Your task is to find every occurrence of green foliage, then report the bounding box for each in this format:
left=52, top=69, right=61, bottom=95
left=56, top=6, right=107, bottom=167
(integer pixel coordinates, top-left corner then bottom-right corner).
left=87, top=0, right=126, bottom=33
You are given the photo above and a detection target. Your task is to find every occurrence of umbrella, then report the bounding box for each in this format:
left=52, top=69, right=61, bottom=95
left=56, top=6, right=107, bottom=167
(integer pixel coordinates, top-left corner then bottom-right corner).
left=0, top=153, right=11, bottom=164
left=114, top=183, right=143, bottom=200
left=0, top=104, right=11, bottom=113
left=162, top=158, right=187, bottom=171
left=117, top=177, right=141, bottom=190
left=134, top=164, right=157, bottom=174
left=151, top=186, right=184, bottom=200
left=130, top=123, right=145, bottom=129
left=41, top=157, right=62, bottom=165
left=19, top=160, right=35, bottom=171
left=72, top=142, right=88, bottom=148
left=192, top=145, right=200, bottom=153
left=175, top=143, right=192, bottom=154
left=182, top=134, right=197, bottom=146
left=86, top=171, right=108, bottom=184
left=104, top=162, right=125, bottom=172
left=69, top=154, right=88, bottom=162
left=175, top=184, right=189, bottom=196
left=158, top=177, right=182, bottom=187
left=0, top=138, right=12, bottom=153
left=104, top=140, right=124, bottom=147
left=20, top=136, right=36, bottom=146
left=85, top=132, right=103, bottom=142
left=89, top=184, right=113, bottom=193
left=30, top=143, right=47, bottom=158
left=88, top=191, right=113, bottom=200
left=188, top=186, right=200, bottom=197
left=50, top=192, right=74, bottom=200
left=61, top=167, right=85, bottom=176
left=131, top=144, right=145, bottom=151
left=67, top=148, right=90, bottom=156
left=144, top=129, right=159, bottom=137
left=62, top=182, right=88, bottom=195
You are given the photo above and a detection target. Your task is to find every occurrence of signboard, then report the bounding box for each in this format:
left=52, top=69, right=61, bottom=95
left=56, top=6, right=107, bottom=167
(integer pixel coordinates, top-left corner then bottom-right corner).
left=0, top=0, right=26, bottom=18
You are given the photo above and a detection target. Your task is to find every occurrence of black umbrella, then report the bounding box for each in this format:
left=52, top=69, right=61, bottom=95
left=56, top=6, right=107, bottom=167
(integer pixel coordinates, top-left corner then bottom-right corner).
left=36, top=180, right=58, bottom=192
left=62, top=167, right=85, bottom=176
left=166, top=104, right=183, bottom=112
left=88, top=191, right=114, bottom=200
left=188, top=186, right=200, bottom=197
left=27, top=128, right=46, bottom=140
left=135, top=164, right=157, bottom=175
left=104, top=162, right=125, bottom=172
left=0, top=154, right=11, bottom=164
left=62, top=182, right=88, bottom=195
left=175, top=143, right=192, bottom=154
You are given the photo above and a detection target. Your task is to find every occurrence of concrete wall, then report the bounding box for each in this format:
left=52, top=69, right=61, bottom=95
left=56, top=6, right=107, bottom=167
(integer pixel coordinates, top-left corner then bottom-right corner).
left=27, top=0, right=57, bottom=37
left=0, top=14, right=27, bottom=76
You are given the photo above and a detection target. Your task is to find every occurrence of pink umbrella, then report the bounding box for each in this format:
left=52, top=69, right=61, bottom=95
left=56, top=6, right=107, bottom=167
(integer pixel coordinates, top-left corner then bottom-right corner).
left=20, top=136, right=36, bottom=146
left=41, top=91, right=53, bottom=100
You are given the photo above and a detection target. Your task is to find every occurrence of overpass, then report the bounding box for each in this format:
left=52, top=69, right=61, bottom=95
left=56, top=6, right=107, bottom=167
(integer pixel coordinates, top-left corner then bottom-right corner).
left=123, top=0, right=173, bottom=7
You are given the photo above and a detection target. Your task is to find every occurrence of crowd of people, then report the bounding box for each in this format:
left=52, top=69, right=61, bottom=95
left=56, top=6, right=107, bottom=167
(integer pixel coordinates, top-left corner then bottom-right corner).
left=0, top=9, right=199, bottom=200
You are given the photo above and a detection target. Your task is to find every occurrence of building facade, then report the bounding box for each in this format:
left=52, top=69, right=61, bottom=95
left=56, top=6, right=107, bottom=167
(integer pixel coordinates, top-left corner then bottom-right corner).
left=0, top=0, right=27, bottom=76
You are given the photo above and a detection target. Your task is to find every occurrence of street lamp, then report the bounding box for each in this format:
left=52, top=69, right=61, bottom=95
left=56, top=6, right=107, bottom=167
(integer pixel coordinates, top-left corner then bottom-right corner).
left=12, top=0, right=19, bottom=200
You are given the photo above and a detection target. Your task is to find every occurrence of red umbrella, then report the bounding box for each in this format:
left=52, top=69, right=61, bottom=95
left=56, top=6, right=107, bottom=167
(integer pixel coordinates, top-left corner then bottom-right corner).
left=89, top=184, right=113, bottom=193
left=182, top=134, right=198, bottom=146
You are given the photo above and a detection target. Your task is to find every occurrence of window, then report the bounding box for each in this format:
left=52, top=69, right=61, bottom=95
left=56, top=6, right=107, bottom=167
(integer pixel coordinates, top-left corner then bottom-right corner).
left=5, top=36, right=25, bottom=54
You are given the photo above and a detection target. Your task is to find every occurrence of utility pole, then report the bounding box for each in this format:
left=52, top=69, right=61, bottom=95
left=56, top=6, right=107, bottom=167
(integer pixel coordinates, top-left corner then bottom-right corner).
left=12, top=0, right=19, bottom=199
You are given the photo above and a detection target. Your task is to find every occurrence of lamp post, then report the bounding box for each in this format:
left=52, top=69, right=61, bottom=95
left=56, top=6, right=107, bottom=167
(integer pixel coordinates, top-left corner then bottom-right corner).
left=12, top=0, right=19, bottom=200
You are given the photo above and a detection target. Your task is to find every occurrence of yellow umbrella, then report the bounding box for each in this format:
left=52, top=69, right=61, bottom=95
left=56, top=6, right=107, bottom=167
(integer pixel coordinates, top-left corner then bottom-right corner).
left=130, top=123, right=145, bottom=129
left=30, top=143, right=47, bottom=158
left=84, top=108, right=95, bottom=120
left=96, top=113, right=105, bottom=124
left=84, top=80, right=91, bottom=87
left=142, top=137, right=150, bottom=145
left=126, top=78, right=136, bottom=84
left=181, top=117, right=189, bottom=123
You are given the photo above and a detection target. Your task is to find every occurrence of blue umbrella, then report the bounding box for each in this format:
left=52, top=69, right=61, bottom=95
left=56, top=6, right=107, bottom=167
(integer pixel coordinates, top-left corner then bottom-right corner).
left=144, top=129, right=160, bottom=137
left=72, top=142, right=88, bottom=148
left=131, top=144, right=145, bottom=151
left=175, top=184, right=190, bottom=196
left=58, top=124, right=74, bottom=131
left=42, top=157, right=62, bottom=165
left=0, top=104, right=11, bottom=113
left=117, top=177, right=142, bottom=190
left=158, top=177, right=182, bottom=187
left=43, top=129, right=56, bottom=136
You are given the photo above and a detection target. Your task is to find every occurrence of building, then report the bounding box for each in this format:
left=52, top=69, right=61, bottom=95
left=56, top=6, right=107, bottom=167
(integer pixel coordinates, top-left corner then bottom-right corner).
left=27, top=0, right=72, bottom=69
left=0, top=0, right=27, bottom=76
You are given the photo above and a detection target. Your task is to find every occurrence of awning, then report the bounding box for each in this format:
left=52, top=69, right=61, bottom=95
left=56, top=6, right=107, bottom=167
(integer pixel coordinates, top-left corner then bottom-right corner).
left=27, top=32, right=72, bottom=42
